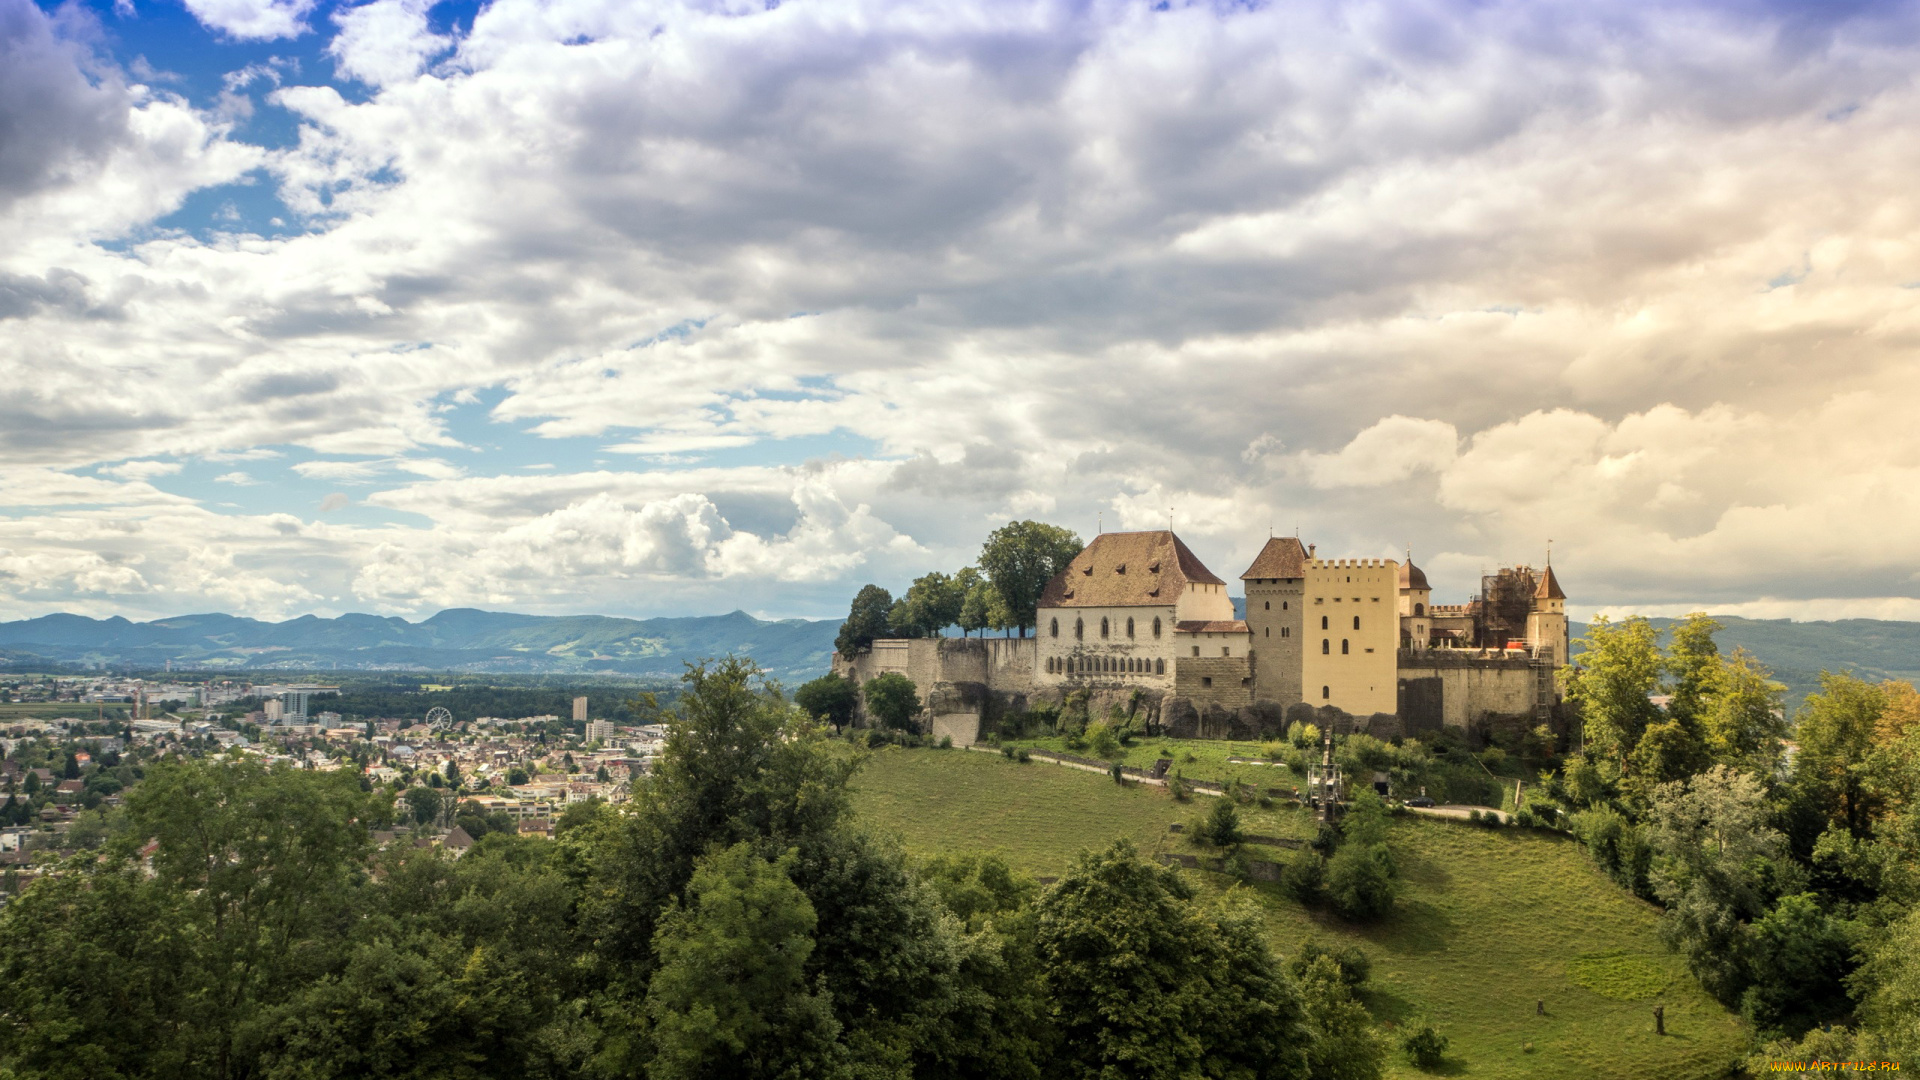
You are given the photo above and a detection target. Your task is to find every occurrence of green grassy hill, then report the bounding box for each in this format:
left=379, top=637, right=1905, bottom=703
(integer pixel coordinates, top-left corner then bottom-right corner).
left=849, top=746, right=1747, bottom=1080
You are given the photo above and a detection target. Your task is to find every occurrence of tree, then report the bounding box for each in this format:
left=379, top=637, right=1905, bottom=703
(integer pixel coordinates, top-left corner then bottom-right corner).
left=1662, top=612, right=1722, bottom=734
left=1645, top=765, right=1785, bottom=1004
left=1704, top=649, right=1787, bottom=773
left=1325, top=843, right=1396, bottom=921
left=508, top=767, right=529, bottom=786
left=1795, top=672, right=1885, bottom=835
left=1297, top=954, right=1387, bottom=1080
left=1034, top=840, right=1310, bottom=1079
left=836, top=585, right=896, bottom=658
left=1877, top=679, right=1920, bottom=748
left=404, top=784, right=445, bottom=827
left=891, top=571, right=967, bottom=639
left=957, top=575, right=1006, bottom=638
left=977, top=521, right=1083, bottom=637
left=1563, top=615, right=1663, bottom=769
left=646, top=844, right=847, bottom=1080
left=793, top=674, right=859, bottom=733
left=62, top=755, right=79, bottom=780
left=863, top=673, right=922, bottom=732
left=1196, top=796, right=1244, bottom=848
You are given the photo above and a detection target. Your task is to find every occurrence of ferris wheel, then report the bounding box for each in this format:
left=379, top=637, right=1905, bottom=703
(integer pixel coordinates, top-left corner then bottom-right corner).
left=425, top=706, right=454, bottom=732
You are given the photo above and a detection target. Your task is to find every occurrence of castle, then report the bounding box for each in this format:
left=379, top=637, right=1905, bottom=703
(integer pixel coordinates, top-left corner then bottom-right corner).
left=833, top=530, right=1569, bottom=746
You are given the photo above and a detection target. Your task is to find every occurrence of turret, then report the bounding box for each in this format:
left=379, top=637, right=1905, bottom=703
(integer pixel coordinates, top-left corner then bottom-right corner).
left=1526, top=564, right=1568, bottom=664
left=1398, top=558, right=1432, bottom=653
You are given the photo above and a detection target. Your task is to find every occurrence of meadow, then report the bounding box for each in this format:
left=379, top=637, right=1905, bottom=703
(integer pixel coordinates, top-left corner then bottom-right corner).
left=849, top=745, right=1748, bottom=1080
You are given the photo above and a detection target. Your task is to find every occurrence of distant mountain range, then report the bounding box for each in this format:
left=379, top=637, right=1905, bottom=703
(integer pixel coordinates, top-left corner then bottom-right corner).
left=0, top=609, right=842, bottom=682
left=2, top=608, right=1912, bottom=708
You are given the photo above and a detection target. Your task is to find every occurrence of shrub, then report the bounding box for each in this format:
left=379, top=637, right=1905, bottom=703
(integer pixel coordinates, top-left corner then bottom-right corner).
left=1402, top=1024, right=1449, bottom=1069
left=1466, top=809, right=1481, bottom=824
left=1283, top=748, right=1308, bottom=775
left=1001, top=744, right=1017, bottom=760
left=1109, top=762, right=1124, bottom=785
left=1086, top=721, right=1121, bottom=760
left=1261, top=740, right=1286, bottom=762
left=1016, top=748, right=1031, bottom=763
left=1326, top=842, right=1396, bottom=920
left=1288, top=941, right=1372, bottom=989
left=1196, top=797, right=1245, bottom=848
left=1168, top=773, right=1192, bottom=802
left=938, top=735, right=953, bottom=749
left=1280, top=846, right=1325, bottom=904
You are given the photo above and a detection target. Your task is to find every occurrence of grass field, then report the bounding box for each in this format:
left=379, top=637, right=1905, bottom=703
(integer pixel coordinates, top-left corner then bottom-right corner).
left=849, top=746, right=1748, bottom=1080
left=0, top=702, right=130, bottom=721
left=998, top=734, right=1525, bottom=810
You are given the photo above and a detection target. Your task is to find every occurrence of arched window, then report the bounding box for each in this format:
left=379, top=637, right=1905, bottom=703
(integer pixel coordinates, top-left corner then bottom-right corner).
left=1264, top=601, right=1270, bottom=610
left=1265, top=627, right=1269, bottom=637
left=1050, top=617, right=1059, bottom=638
left=1322, top=685, right=1330, bottom=699
left=1322, top=639, right=1330, bottom=654
left=1152, top=617, right=1162, bottom=638
left=1321, top=616, right=1329, bottom=630
left=1353, top=616, right=1361, bottom=630
left=1155, top=658, right=1165, bottom=675
left=1283, top=601, right=1288, bottom=610
left=1415, top=603, right=1424, bottom=616
left=1126, top=617, right=1135, bottom=638
left=1075, top=618, right=1084, bottom=640
left=1100, top=617, right=1109, bottom=639
left=1342, top=639, right=1350, bottom=654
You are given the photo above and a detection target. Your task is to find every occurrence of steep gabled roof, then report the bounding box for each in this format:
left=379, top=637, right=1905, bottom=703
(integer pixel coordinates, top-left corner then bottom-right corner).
left=1535, top=564, right=1566, bottom=601
left=1037, top=531, right=1224, bottom=609
left=1240, top=536, right=1310, bottom=580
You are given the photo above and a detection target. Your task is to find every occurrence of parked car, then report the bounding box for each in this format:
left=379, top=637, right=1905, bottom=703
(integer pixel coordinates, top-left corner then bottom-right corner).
left=1405, top=796, right=1436, bottom=808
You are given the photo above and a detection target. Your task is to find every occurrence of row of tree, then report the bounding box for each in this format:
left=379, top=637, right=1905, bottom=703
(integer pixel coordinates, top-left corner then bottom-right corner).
left=0, top=657, right=1385, bottom=1080
left=836, top=520, right=1083, bottom=657
left=1540, top=615, right=1919, bottom=1062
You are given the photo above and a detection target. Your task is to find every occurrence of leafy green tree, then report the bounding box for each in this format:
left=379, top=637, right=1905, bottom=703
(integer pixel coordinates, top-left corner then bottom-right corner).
left=1795, top=672, right=1885, bottom=836
left=646, top=844, right=847, bottom=1080
left=1704, top=649, right=1787, bottom=773
left=863, top=673, right=922, bottom=732
left=891, top=571, right=968, bottom=638
left=913, top=854, right=1051, bottom=1080
left=952, top=568, right=990, bottom=637
left=404, top=785, right=445, bottom=827
left=1562, top=616, right=1662, bottom=769
left=61, top=755, right=79, bottom=780
left=793, top=674, right=859, bottom=733
left=1624, top=717, right=1708, bottom=807
left=1034, top=839, right=1310, bottom=1079
left=835, top=585, right=895, bottom=658
left=1196, top=796, right=1244, bottom=848
left=978, top=521, right=1083, bottom=637
left=1645, top=765, right=1785, bottom=1004
left=1297, top=954, right=1387, bottom=1080
left=507, top=767, right=529, bottom=786
left=1324, top=842, right=1396, bottom=921
left=1662, top=613, right=1722, bottom=733
left=1738, top=891, right=1853, bottom=1034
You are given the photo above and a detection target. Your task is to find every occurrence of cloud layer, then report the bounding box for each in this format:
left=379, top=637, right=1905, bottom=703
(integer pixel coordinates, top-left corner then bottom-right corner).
left=4, top=0, right=1920, bottom=621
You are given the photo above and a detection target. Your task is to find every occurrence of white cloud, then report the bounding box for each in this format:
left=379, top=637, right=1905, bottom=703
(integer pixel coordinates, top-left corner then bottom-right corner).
left=179, top=0, right=318, bottom=41
left=214, top=471, right=260, bottom=485
left=1300, top=416, right=1459, bottom=489
left=328, top=0, right=450, bottom=87
left=98, top=459, right=182, bottom=481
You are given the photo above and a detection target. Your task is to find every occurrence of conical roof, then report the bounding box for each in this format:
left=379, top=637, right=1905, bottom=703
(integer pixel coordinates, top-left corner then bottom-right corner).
left=1534, top=564, right=1565, bottom=600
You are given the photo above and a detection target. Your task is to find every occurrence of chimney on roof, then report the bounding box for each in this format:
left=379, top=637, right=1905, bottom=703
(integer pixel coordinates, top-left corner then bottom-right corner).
left=1308, top=544, right=1316, bottom=557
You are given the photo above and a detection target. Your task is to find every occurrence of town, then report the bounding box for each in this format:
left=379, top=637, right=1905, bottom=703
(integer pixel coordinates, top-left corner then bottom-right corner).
left=0, top=675, right=659, bottom=893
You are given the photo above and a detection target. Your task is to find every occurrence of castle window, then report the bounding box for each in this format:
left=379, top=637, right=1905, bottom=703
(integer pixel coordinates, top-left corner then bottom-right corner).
left=1155, top=658, right=1165, bottom=674
left=1265, top=627, right=1269, bottom=638
left=1050, top=618, right=1059, bottom=638
left=1100, top=617, right=1109, bottom=639
left=1221, top=647, right=1230, bottom=657
left=1264, top=601, right=1270, bottom=610
left=1342, top=639, right=1349, bottom=654
left=1283, top=601, right=1288, bottom=610
left=1322, top=685, right=1330, bottom=700
left=1353, top=616, right=1360, bottom=630
left=1202, top=677, right=1213, bottom=688
left=1126, top=617, right=1135, bottom=638
left=1075, top=618, right=1084, bottom=640
left=1321, top=616, right=1329, bottom=630
left=1415, top=603, right=1424, bottom=617
left=1152, top=617, right=1162, bottom=638
left=1282, top=628, right=1289, bottom=638
left=1192, top=646, right=1200, bottom=657
left=1322, top=639, right=1330, bottom=654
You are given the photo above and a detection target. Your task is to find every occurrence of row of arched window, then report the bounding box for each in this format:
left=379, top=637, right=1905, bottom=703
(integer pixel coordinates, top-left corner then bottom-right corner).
left=1321, top=639, right=1351, bottom=654
left=1051, top=615, right=1162, bottom=640
left=1318, top=616, right=1362, bottom=630
left=1048, top=655, right=1165, bottom=675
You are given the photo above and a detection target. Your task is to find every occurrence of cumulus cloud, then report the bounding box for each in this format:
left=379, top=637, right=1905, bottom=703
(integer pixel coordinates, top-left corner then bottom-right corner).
left=7, top=0, right=1920, bottom=620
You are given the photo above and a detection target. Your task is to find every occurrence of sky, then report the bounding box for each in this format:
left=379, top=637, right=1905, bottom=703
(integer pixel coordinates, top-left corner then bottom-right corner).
left=4, top=0, right=1920, bottom=625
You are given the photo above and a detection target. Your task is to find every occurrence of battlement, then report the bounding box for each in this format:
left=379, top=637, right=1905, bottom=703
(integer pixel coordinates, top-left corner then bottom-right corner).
left=1310, top=558, right=1394, bottom=569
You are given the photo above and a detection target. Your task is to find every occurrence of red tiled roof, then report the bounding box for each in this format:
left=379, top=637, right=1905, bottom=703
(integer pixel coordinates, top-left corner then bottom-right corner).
left=1240, top=537, right=1310, bottom=580
left=1037, top=531, right=1225, bottom=609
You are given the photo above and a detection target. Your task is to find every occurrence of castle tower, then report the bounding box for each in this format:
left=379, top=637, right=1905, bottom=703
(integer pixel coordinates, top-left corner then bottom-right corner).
left=1398, top=558, right=1432, bottom=653
left=1241, top=537, right=1308, bottom=706
left=1526, top=563, right=1569, bottom=664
